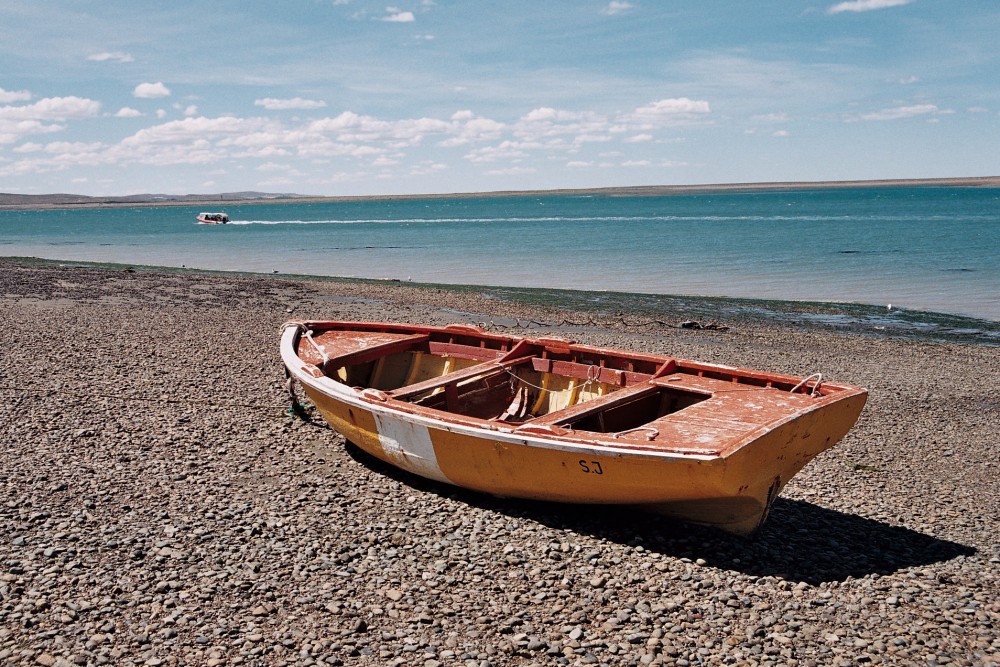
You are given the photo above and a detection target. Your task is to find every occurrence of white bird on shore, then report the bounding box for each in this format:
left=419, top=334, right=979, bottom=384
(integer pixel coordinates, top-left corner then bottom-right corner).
left=887, top=304, right=893, bottom=311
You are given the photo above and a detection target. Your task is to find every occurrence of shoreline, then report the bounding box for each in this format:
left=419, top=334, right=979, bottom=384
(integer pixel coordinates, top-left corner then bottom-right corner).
left=1, top=257, right=997, bottom=665
left=2, top=175, right=999, bottom=210
left=6, top=256, right=1000, bottom=343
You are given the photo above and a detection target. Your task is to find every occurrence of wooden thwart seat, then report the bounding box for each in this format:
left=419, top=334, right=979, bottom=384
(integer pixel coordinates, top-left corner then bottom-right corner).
left=389, top=356, right=534, bottom=400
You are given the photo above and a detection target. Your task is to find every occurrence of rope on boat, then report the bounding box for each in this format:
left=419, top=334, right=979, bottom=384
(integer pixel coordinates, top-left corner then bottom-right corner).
left=496, top=362, right=597, bottom=396
left=301, top=329, right=331, bottom=366
left=285, top=372, right=313, bottom=422
left=790, top=372, right=824, bottom=396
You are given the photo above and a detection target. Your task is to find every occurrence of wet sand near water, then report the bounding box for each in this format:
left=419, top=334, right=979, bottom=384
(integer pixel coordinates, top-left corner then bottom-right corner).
left=1, top=258, right=997, bottom=666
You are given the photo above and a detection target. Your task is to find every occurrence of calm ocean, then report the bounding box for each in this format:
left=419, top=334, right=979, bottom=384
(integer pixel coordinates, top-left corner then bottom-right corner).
left=3, top=186, right=998, bottom=333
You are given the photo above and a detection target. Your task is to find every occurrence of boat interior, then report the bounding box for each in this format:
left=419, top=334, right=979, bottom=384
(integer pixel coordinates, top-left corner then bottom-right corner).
left=297, top=323, right=833, bottom=445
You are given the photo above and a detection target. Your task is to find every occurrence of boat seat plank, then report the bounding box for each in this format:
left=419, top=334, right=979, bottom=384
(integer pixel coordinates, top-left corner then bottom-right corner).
left=389, top=356, right=535, bottom=400
left=427, top=340, right=510, bottom=362
left=315, top=333, right=431, bottom=369
left=530, top=358, right=651, bottom=386
left=519, top=382, right=660, bottom=426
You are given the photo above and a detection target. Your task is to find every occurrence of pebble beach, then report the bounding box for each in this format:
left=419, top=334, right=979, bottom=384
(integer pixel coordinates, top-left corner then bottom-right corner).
left=1, top=258, right=997, bottom=666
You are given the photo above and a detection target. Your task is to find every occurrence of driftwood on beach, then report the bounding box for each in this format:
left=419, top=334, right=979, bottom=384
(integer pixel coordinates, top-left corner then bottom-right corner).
left=0, top=258, right=997, bottom=666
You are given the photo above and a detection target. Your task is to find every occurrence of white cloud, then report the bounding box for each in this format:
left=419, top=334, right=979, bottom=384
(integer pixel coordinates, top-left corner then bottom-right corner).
left=601, top=1, right=633, bottom=15
left=183, top=105, right=198, bottom=116
left=0, top=88, right=32, bottom=103
left=409, top=161, right=446, bottom=175
left=623, top=134, right=653, bottom=143
left=255, top=97, right=328, bottom=110
left=87, top=51, right=134, bottom=63
left=752, top=112, right=788, bottom=123
left=621, top=98, right=711, bottom=130
left=256, top=162, right=297, bottom=172
left=827, top=0, right=911, bottom=14
left=40, top=141, right=105, bottom=154
left=621, top=160, right=651, bottom=167
left=484, top=166, right=536, bottom=176
left=115, top=107, right=144, bottom=118
left=772, top=130, right=790, bottom=137
left=13, top=142, right=43, bottom=153
left=0, top=96, right=101, bottom=121
left=0, top=120, right=65, bottom=145
left=382, top=7, right=415, bottom=22
left=464, top=140, right=531, bottom=163
left=133, top=82, right=171, bottom=99
left=631, top=98, right=710, bottom=118
left=855, top=104, right=944, bottom=121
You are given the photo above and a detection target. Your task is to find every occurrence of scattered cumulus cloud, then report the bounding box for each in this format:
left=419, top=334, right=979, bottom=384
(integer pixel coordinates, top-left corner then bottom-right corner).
left=0, top=96, right=101, bottom=121
left=0, top=88, right=32, bottom=103
left=623, top=98, right=712, bottom=128
left=133, top=82, right=171, bottom=99
left=13, top=142, right=43, bottom=153
left=484, top=166, right=535, bottom=176
left=87, top=51, right=134, bottom=63
left=827, top=0, right=912, bottom=15
left=752, top=112, right=788, bottom=123
left=601, top=2, right=633, bottom=15
left=854, top=103, right=946, bottom=121
left=382, top=7, right=415, bottom=22
left=1, top=97, right=714, bottom=180
left=255, top=97, right=328, bottom=110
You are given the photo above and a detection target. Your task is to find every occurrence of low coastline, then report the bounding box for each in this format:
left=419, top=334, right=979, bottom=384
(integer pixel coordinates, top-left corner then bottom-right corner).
left=2, top=175, right=999, bottom=210
left=1, top=258, right=997, bottom=665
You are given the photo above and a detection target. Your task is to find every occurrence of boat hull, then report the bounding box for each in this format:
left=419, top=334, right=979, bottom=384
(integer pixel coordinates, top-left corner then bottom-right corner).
left=282, top=322, right=867, bottom=536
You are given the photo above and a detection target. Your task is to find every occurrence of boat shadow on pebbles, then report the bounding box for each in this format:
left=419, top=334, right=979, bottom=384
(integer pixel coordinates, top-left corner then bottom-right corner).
left=343, top=441, right=974, bottom=587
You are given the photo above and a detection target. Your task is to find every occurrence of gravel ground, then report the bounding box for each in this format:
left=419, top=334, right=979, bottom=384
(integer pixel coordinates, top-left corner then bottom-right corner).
left=1, top=259, right=997, bottom=666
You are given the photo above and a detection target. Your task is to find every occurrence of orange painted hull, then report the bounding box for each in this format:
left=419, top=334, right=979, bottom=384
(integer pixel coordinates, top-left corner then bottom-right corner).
left=281, top=321, right=867, bottom=535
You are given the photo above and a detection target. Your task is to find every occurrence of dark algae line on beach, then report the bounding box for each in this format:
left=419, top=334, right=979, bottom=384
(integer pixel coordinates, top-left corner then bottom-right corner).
left=5, top=256, right=999, bottom=346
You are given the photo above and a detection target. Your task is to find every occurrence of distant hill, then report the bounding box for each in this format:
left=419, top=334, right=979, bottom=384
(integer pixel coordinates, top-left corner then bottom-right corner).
left=2, top=177, right=998, bottom=209
left=0, top=191, right=303, bottom=209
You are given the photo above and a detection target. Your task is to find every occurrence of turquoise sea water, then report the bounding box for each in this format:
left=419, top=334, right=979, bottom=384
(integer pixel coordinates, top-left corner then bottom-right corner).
left=2, top=186, right=998, bottom=329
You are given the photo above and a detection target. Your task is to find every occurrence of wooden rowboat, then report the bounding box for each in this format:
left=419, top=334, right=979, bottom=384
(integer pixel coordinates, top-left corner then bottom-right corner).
left=280, top=321, right=867, bottom=536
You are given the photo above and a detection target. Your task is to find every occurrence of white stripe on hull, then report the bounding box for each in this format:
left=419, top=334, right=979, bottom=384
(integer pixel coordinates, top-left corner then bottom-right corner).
left=373, top=412, right=451, bottom=483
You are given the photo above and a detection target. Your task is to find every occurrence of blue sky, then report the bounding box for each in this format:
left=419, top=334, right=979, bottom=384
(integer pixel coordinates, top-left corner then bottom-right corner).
left=1, top=0, right=998, bottom=196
